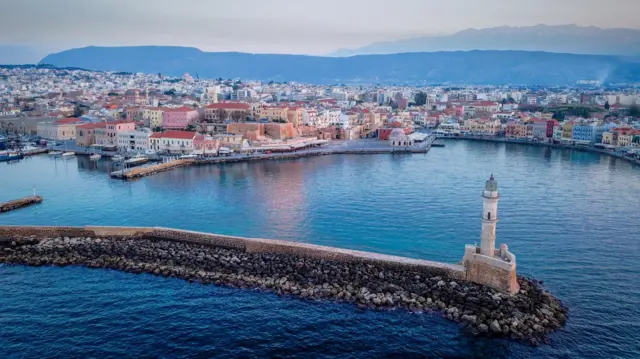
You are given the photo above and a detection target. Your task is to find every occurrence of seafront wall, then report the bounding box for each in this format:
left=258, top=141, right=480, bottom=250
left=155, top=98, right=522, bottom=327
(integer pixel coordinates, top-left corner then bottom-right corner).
left=443, top=136, right=640, bottom=165
left=0, top=225, right=568, bottom=345
left=0, top=226, right=464, bottom=277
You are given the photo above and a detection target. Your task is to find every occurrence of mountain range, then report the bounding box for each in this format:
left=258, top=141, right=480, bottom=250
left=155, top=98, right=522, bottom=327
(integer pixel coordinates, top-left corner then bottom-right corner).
left=39, top=46, right=640, bottom=85
left=331, top=25, right=640, bottom=57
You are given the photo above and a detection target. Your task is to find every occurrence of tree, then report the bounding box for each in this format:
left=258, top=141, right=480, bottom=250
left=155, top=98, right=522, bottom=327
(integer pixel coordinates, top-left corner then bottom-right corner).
left=629, top=105, right=640, bottom=117
left=216, top=109, right=228, bottom=122
left=414, top=92, right=427, bottom=106
left=604, top=101, right=610, bottom=111
left=230, top=111, right=243, bottom=122
left=107, top=92, right=118, bottom=97
left=164, top=90, right=176, bottom=96
left=152, top=126, right=163, bottom=133
left=186, top=124, right=196, bottom=132
left=73, top=105, right=84, bottom=117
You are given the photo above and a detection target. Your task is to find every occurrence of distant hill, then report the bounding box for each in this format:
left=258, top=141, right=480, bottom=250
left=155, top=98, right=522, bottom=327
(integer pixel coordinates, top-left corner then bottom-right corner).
left=40, top=46, right=640, bottom=85
left=331, top=25, right=640, bottom=57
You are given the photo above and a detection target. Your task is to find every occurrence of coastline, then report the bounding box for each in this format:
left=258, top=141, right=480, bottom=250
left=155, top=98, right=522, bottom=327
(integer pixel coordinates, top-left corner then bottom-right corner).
left=440, top=136, right=640, bottom=165
left=0, top=225, right=567, bottom=345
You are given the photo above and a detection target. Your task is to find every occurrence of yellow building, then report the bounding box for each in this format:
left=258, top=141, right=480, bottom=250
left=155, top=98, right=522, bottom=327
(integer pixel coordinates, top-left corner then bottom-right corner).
left=601, top=131, right=617, bottom=146
left=562, top=122, right=574, bottom=139
left=286, top=107, right=305, bottom=128
left=143, top=108, right=164, bottom=129
left=258, top=106, right=289, bottom=122
left=213, top=134, right=244, bottom=150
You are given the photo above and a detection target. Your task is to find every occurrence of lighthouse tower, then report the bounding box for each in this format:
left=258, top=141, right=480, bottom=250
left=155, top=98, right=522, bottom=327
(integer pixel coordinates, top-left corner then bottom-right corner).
left=462, top=174, right=519, bottom=295
left=480, top=174, right=499, bottom=257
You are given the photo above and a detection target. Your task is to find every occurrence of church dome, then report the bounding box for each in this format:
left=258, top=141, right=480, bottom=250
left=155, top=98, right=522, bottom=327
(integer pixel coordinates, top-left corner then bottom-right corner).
left=389, top=128, right=406, bottom=139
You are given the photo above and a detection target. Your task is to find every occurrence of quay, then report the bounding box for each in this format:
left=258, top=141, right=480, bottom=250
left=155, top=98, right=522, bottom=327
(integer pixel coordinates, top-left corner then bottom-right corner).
left=110, top=159, right=193, bottom=179
left=440, top=136, right=640, bottom=165
left=109, top=136, right=438, bottom=180
left=0, top=196, right=43, bottom=213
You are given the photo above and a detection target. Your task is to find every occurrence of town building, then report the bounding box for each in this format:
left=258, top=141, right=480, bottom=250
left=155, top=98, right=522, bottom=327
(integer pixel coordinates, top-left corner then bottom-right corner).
left=75, top=122, right=105, bottom=147
left=149, top=130, right=197, bottom=153
left=117, top=128, right=152, bottom=152
left=36, top=117, right=84, bottom=140
left=162, top=107, right=200, bottom=130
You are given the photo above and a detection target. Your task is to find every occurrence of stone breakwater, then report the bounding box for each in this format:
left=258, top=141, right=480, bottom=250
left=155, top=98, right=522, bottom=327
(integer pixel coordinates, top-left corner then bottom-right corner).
left=0, top=233, right=567, bottom=346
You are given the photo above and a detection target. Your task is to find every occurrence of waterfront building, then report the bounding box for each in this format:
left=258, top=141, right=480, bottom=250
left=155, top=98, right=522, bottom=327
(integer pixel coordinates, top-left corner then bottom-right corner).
left=193, top=134, right=219, bottom=155
left=562, top=122, right=574, bottom=141
left=389, top=128, right=413, bottom=147
left=149, top=130, right=197, bottom=153
left=36, top=117, right=84, bottom=140
left=117, top=128, right=152, bottom=152
left=75, top=122, right=105, bottom=147
left=616, top=129, right=640, bottom=147
left=601, top=131, right=619, bottom=146
left=553, top=125, right=563, bottom=141
left=572, top=123, right=604, bottom=144
left=462, top=175, right=519, bottom=295
left=162, top=107, right=200, bottom=130
left=212, top=134, right=244, bottom=150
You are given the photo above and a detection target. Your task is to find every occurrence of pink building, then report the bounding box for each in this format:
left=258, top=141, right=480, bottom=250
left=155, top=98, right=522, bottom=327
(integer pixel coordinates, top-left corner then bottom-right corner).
left=193, top=134, right=219, bottom=155
left=162, top=107, right=200, bottom=129
left=95, top=120, right=136, bottom=146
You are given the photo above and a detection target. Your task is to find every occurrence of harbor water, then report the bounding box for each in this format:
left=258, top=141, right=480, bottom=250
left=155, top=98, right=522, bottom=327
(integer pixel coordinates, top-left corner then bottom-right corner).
left=1, top=140, right=640, bottom=358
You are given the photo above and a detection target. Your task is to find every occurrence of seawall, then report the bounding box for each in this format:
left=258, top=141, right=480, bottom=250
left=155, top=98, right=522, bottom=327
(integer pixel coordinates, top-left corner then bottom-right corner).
left=442, top=136, right=640, bottom=165
left=0, top=225, right=567, bottom=345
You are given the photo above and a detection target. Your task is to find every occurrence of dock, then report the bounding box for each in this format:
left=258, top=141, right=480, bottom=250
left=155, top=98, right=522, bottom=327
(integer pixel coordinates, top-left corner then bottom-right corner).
left=110, top=159, right=194, bottom=180
left=0, top=196, right=43, bottom=213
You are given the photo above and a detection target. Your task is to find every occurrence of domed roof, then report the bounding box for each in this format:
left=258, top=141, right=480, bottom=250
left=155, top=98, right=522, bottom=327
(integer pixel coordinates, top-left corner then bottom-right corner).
left=389, top=128, right=406, bottom=139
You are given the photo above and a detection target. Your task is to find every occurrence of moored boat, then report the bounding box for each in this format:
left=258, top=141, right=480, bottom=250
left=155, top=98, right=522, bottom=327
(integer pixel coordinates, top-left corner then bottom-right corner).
left=48, top=151, right=63, bottom=156
left=111, top=155, right=125, bottom=162
left=90, top=154, right=101, bottom=161
left=62, top=152, right=75, bottom=157
left=0, top=151, right=23, bottom=162
left=124, top=153, right=148, bottom=166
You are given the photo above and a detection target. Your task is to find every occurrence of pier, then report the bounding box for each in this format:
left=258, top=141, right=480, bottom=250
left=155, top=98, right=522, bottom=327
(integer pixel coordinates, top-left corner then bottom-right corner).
left=0, top=225, right=567, bottom=345
left=0, top=196, right=43, bottom=213
left=109, top=137, right=438, bottom=180
left=110, top=159, right=194, bottom=179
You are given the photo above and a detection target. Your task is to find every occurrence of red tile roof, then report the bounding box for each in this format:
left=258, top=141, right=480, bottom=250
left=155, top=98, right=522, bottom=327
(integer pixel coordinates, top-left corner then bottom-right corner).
left=77, top=123, right=106, bottom=129
left=206, top=102, right=251, bottom=110
left=54, top=117, right=83, bottom=125
left=150, top=131, right=197, bottom=140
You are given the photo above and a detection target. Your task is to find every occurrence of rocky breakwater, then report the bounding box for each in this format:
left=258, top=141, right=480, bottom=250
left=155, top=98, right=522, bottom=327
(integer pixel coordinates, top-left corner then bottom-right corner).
left=0, top=235, right=567, bottom=345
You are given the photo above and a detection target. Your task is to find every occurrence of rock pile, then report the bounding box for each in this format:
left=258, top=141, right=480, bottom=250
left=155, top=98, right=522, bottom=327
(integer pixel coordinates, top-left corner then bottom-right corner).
left=0, top=236, right=567, bottom=345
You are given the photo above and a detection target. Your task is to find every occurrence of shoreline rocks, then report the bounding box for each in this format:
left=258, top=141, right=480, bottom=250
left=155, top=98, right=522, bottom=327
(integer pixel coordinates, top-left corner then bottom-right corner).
left=0, top=236, right=568, bottom=345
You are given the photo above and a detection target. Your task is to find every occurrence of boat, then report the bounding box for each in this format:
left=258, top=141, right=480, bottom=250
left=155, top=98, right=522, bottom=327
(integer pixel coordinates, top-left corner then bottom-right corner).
left=90, top=153, right=101, bottom=161
left=62, top=152, right=75, bottom=157
left=179, top=154, right=198, bottom=159
left=124, top=153, right=149, bottom=166
left=0, top=151, right=23, bottom=162
left=48, top=151, right=63, bottom=156
left=111, top=155, right=125, bottom=162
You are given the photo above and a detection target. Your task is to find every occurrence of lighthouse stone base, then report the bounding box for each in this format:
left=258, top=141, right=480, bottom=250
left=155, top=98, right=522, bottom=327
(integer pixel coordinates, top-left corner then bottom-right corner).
left=462, top=244, right=520, bottom=295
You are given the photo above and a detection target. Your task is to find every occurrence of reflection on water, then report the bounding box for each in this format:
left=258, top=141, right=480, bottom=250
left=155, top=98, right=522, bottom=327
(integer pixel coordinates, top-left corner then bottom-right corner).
left=1, top=141, right=640, bottom=358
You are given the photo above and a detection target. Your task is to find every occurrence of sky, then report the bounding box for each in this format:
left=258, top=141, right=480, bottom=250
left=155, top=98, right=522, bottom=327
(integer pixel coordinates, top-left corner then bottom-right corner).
left=1, top=0, right=639, bottom=62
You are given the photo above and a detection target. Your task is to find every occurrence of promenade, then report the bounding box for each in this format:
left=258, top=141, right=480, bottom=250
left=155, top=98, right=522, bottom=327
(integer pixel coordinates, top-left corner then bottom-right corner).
left=441, top=136, right=640, bottom=166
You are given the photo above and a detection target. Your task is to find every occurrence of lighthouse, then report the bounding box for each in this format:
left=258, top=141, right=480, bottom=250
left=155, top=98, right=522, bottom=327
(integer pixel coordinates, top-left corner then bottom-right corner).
left=462, top=174, right=519, bottom=295
left=481, top=174, right=499, bottom=257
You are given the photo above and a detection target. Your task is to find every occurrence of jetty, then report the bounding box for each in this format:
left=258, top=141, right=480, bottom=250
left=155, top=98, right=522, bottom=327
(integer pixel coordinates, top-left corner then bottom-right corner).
left=110, top=159, right=194, bottom=179
left=0, top=224, right=567, bottom=345
left=0, top=196, right=43, bottom=213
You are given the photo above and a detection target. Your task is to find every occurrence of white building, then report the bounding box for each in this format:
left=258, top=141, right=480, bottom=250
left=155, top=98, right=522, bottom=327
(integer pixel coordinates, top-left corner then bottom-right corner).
left=117, top=128, right=152, bottom=152
left=149, top=130, right=197, bottom=154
